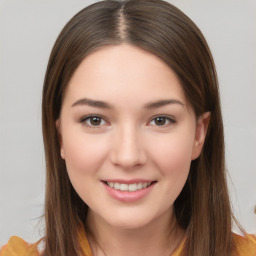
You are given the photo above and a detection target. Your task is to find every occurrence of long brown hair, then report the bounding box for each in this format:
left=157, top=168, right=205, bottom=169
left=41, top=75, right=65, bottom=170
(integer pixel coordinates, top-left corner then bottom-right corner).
left=42, top=0, right=236, bottom=255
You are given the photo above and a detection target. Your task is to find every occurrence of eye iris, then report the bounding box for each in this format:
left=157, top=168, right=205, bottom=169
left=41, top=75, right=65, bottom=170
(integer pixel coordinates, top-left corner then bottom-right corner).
left=155, top=117, right=166, bottom=126
left=90, top=117, right=101, bottom=126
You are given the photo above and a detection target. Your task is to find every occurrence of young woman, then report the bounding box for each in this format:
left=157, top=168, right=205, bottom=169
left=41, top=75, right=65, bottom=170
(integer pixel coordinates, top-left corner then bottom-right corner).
left=1, top=0, right=255, bottom=255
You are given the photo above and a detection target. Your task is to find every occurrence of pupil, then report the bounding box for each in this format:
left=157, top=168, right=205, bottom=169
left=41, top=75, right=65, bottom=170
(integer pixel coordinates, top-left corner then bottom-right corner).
left=91, top=117, right=101, bottom=125
left=155, top=117, right=165, bottom=125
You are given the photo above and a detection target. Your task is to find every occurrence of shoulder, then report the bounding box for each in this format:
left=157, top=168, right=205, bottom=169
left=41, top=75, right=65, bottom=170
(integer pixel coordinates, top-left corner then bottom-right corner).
left=233, top=233, right=256, bottom=256
left=0, top=236, right=40, bottom=256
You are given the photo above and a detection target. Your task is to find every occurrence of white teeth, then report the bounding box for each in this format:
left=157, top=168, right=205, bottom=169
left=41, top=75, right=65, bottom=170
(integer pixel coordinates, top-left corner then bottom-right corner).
left=114, top=183, right=120, bottom=189
left=106, top=182, right=153, bottom=192
left=119, top=184, right=129, bottom=191
left=128, top=184, right=137, bottom=192
left=109, top=182, right=114, bottom=188
left=137, top=183, right=143, bottom=189
left=142, top=182, right=148, bottom=188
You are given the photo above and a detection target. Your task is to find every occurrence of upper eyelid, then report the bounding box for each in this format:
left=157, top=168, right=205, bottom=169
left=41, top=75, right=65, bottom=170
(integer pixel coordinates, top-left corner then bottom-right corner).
left=149, top=114, right=176, bottom=122
left=79, top=115, right=109, bottom=128
left=80, top=114, right=107, bottom=122
left=147, top=115, right=176, bottom=126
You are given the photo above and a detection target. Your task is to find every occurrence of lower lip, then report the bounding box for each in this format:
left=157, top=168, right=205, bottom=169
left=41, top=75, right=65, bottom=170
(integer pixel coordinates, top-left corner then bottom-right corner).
left=102, top=182, right=156, bottom=202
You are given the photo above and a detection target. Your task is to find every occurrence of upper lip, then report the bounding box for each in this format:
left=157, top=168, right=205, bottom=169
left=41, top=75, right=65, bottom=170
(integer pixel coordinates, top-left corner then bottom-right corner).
left=102, top=179, right=156, bottom=184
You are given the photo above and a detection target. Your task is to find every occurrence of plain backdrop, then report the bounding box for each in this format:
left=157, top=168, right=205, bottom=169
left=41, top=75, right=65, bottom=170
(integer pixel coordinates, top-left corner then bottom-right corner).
left=0, top=0, right=255, bottom=246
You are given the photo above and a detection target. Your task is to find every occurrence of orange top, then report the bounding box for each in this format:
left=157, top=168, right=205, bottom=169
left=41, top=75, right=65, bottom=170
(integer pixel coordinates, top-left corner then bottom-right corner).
left=1, top=232, right=255, bottom=256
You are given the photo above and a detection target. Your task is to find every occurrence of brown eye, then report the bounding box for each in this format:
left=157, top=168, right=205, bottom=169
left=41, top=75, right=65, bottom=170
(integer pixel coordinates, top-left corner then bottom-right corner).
left=155, top=117, right=167, bottom=126
left=81, top=115, right=107, bottom=127
left=149, top=116, right=176, bottom=127
left=89, top=117, right=102, bottom=126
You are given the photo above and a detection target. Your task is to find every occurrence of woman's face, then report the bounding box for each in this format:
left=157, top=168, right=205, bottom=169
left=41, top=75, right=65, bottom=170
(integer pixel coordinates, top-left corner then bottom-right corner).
left=57, top=44, right=209, bottom=230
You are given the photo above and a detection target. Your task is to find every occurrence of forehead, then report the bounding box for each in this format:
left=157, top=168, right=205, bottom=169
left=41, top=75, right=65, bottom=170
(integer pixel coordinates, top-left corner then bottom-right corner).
left=63, top=44, right=187, bottom=107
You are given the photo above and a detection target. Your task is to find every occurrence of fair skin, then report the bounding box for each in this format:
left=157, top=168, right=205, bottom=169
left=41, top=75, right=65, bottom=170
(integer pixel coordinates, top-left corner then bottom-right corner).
left=57, top=44, right=210, bottom=256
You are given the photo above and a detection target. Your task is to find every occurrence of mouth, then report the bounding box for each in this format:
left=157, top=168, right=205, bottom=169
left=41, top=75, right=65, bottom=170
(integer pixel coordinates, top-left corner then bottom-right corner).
left=103, top=181, right=157, bottom=192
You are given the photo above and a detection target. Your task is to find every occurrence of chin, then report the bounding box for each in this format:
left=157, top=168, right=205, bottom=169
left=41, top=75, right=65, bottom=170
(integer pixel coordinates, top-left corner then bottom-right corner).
left=108, top=218, right=152, bottom=230
left=102, top=210, right=162, bottom=231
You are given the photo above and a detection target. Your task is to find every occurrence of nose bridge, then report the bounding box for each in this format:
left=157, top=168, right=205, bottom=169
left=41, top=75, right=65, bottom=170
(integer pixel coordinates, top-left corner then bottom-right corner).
left=111, top=122, right=146, bottom=168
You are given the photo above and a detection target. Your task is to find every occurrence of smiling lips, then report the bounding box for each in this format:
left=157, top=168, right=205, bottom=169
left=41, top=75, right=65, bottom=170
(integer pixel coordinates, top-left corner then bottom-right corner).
left=103, top=180, right=156, bottom=202
left=106, top=181, right=153, bottom=192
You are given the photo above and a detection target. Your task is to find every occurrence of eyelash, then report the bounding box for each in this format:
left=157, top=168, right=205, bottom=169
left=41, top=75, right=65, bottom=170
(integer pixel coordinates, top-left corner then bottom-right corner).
left=80, top=115, right=108, bottom=128
left=79, top=115, right=176, bottom=128
left=148, top=115, right=176, bottom=127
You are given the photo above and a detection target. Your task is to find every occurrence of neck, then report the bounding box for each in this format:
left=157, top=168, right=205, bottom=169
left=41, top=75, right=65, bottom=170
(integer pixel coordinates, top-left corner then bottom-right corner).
left=86, top=209, right=185, bottom=256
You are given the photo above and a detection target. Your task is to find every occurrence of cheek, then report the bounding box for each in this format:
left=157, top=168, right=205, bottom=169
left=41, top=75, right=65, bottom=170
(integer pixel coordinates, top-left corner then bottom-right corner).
left=61, top=130, right=109, bottom=180
left=148, top=130, right=195, bottom=184
left=162, top=139, right=192, bottom=173
left=61, top=131, right=111, bottom=205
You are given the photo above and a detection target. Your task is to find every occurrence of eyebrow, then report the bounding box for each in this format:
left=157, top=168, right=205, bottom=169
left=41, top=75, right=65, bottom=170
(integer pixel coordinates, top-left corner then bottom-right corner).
left=71, top=98, right=184, bottom=109
left=71, top=98, right=112, bottom=109
left=144, top=99, right=185, bottom=109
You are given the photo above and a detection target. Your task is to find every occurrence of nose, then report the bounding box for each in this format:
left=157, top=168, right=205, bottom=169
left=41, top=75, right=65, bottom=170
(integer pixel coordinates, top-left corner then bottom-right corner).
left=110, top=125, right=147, bottom=169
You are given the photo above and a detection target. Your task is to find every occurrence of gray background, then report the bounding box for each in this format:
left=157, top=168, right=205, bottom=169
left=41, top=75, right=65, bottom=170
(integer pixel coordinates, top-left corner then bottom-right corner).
left=0, top=0, right=255, bottom=246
